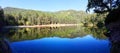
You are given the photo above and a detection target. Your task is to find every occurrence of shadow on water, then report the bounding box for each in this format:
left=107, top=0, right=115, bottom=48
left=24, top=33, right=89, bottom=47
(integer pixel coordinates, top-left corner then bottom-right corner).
left=0, top=27, right=17, bottom=53
left=0, top=37, right=12, bottom=53
left=105, top=31, right=120, bottom=53
left=0, top=29, right=12, bottom=53
left=86, top=27, right=120, bottom=53
left=104, top=31, right=120, bottom=53
left=110, top=42, right=120, bottom=53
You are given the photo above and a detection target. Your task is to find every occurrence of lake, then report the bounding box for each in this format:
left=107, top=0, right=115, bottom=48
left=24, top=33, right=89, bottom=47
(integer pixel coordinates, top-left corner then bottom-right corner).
left=1, top=26, right=110, bottom=53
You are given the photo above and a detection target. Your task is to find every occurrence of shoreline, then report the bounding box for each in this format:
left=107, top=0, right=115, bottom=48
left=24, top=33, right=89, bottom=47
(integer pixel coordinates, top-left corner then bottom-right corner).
left=3, top=24, right=82, bottom=28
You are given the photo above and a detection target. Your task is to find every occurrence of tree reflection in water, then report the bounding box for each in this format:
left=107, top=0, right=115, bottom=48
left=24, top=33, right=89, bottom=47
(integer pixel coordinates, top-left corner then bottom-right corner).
left=0, top=37, right=12, bottom=53
left=5, top=26, right=108, bottom=42
left=110, top=42, right=120, bottom=53
left=85, top=26, right=120, bottom=53
left=0, top=26, right=120, bottom=53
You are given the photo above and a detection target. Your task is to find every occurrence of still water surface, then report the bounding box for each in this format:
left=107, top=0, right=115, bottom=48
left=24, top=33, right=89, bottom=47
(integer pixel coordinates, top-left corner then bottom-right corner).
left=5, top=26, right=110, bottom=53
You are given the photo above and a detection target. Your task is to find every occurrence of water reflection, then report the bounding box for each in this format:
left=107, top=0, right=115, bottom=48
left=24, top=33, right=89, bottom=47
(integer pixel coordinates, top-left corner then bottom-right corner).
left=84, top=27, right=107, bottom=39
left=10, top=35, right=109, bottom=53
left=5, top=26, right=107, bottom=42
left=110, top=42, right=120, bottom=53
left=0, top=37, right=12, bottom=53
left=0, top=26, right=120, bottom=53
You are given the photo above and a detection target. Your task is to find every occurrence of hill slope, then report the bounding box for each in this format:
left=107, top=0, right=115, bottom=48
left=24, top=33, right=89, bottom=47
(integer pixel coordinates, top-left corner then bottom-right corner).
left=3, top=7, right=92, bottom=25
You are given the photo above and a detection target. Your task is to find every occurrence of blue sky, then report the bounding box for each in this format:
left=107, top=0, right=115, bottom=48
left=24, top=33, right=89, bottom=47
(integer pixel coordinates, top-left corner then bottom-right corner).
left=0, top=0, right=88, bottom=12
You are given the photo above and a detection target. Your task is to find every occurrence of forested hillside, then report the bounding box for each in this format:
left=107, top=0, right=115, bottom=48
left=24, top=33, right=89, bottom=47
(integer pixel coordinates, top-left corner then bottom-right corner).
left=2, top=7, right=106, bottom=27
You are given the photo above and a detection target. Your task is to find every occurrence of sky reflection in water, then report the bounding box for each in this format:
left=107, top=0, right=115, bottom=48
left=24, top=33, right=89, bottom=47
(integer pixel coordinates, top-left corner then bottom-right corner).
left=10, top=35, right=110, bottom=53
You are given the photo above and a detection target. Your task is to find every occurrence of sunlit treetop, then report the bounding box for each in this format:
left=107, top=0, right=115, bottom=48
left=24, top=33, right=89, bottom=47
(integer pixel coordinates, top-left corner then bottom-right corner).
left=87, top=0, right=120, bottom=13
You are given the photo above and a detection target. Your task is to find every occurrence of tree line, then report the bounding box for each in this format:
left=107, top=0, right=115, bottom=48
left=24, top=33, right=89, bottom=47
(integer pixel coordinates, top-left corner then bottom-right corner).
left=3, top=7, right=89, bottom=25
left=0, top=7, right=106, bottom=28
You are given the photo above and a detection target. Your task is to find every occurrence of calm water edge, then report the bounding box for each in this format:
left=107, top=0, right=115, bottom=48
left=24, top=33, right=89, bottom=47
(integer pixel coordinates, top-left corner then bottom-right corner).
left=2, top=26, right=110, bottom=53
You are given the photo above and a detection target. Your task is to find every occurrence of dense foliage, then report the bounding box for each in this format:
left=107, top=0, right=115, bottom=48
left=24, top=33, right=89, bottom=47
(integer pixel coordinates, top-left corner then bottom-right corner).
left=87, top=0, right=120, bottom=13
left=0, top=6, right=5, bottom=28
left=1, top=7, right=106, bottom=28
left=3, top=7, right=91, bottom=26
